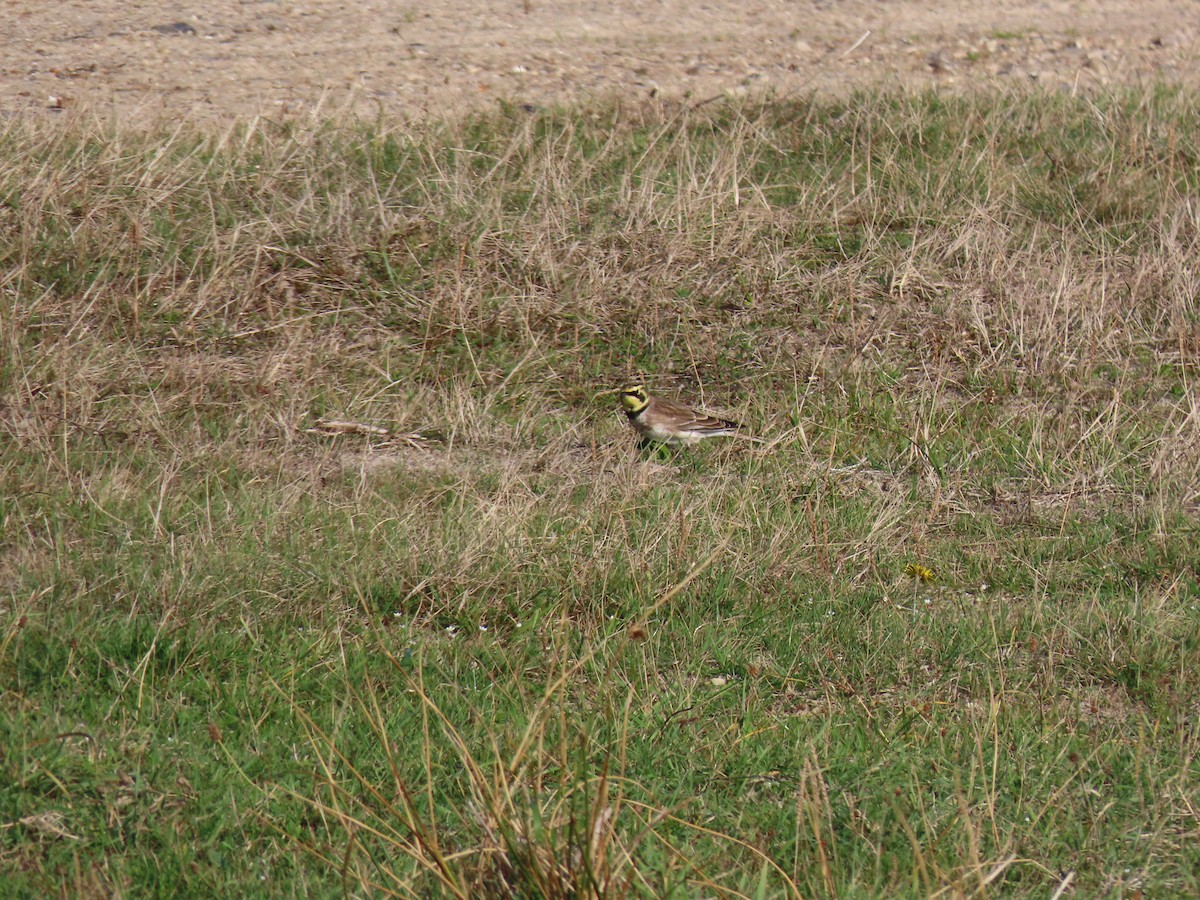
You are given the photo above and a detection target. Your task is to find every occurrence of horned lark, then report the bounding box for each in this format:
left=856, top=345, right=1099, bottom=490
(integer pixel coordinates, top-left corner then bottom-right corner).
left=618, top=384, right=746, bottom=447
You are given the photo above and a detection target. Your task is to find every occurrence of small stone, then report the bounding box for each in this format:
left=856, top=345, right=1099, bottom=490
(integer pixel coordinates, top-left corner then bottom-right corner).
left=151, top=22, right=197, bottom=35
left=927, top=52, right=951, bottom=73
left=1150, top=31, right=1191, bottom=50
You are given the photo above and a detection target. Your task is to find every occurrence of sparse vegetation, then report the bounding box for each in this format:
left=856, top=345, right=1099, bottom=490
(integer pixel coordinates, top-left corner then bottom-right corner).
left=3, top=86, right=1200, bottom=896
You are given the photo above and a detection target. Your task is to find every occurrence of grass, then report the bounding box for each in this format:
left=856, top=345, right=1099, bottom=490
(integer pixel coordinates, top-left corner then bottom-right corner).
left=2, top=84, right=1200, bottom=896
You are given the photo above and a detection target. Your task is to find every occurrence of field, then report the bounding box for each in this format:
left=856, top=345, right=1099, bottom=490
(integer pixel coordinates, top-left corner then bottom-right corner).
left=3, top=86, right=1200, bottom=896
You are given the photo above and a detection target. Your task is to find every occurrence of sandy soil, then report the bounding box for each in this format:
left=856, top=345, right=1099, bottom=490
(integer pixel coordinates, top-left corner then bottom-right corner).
left=1, top=1, right=1198, bottom=122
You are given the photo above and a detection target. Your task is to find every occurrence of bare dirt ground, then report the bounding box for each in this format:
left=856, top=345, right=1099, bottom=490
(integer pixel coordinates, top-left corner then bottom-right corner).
left=2, top=1, right=1198, bottom=123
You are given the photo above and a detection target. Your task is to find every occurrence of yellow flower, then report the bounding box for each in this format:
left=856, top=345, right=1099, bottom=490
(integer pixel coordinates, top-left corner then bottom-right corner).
left=904, top=563, right=936, bottom=583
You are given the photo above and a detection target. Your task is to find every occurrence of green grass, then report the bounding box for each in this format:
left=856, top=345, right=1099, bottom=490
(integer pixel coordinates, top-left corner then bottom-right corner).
left=3, top=86, right=1200, bottom=896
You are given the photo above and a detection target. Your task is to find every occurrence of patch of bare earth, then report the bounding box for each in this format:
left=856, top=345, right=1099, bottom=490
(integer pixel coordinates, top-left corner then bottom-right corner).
left=2, top=1, right=1198, bottom=122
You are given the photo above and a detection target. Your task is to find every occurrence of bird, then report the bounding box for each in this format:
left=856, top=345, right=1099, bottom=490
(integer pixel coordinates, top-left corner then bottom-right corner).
left=618, top=384, right=748, bottom=447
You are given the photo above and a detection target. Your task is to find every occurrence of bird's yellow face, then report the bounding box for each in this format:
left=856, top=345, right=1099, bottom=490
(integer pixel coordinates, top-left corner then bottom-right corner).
left=619, top=385, right=649, bottom=414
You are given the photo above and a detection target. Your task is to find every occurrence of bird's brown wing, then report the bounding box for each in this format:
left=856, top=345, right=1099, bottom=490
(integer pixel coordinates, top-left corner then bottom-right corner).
left=655, top=397, right=741, bottom=434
